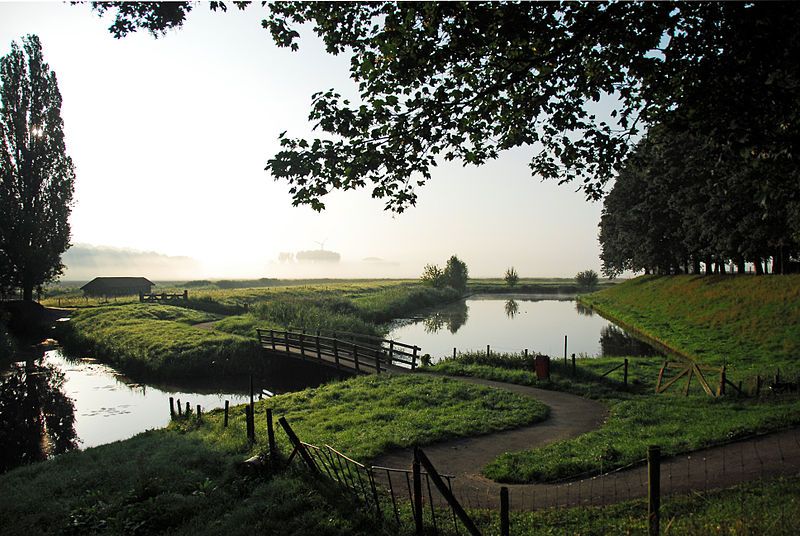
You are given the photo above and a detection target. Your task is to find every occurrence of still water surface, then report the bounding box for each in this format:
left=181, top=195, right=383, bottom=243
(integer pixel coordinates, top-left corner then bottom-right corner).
left=386, top=294, right=660, bottom=361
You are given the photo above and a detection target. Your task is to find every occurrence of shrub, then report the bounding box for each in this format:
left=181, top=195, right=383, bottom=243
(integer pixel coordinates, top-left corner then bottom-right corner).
left=575, top=269, right=599, bottom=291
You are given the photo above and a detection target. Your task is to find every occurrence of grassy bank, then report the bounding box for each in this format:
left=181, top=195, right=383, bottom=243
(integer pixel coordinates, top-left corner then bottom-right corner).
left=58, top=304, right=259, bottom=378
left=579, top=275, right=800, bottom=377
left=428, top=351, right=800, bottom=483
left=0, top=374, right=545, bottom=535
left=468, top=277, right=618, bottom=295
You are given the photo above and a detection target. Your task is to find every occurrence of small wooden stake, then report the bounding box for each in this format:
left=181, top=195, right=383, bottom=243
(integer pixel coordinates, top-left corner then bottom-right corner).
left=571, top=353, right=576, bottom=376
left=185, top=401, right=190, bottom=415
left=486, top=344, right=490, bottom=358
left=224, top=400, right=229, bottom=427
left=177, top=399, right=182, bottom=416
left=648, top=445, right=661, bottom=536
left=564, top=335, right=568, bottom=365
left=169, top=397, right=175, bottom=419
left=196, top=404, right=201, bottom=419
left=453, top=347, right=457, bottom=359
left=623, top=358, right=629, bottom=386
left=500, top=486, right=510, bottom=536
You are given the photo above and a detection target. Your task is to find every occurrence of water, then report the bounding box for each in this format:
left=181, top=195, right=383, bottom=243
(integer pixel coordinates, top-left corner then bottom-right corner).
left=0, top=349, right=255, bottom=471
left=386, top=294, right=660, bottom=361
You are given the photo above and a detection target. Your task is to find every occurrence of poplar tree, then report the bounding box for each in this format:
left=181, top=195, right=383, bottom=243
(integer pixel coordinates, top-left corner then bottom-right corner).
left=0, top=35, right=75, bottom=301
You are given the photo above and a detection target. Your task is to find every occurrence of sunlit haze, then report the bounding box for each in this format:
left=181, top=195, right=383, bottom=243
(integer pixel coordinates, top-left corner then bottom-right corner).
left=1, top=3, right=606, bottom=280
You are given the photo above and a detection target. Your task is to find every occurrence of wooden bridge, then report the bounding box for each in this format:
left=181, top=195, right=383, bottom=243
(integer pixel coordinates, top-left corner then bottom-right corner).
left=256, top=328, right=421, bottom=374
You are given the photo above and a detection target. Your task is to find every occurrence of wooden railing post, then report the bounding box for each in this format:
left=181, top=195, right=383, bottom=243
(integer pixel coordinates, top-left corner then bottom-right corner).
left=333, top=338, right=340, bottom=368
left=648, top=445, right=661, bottom=536
left=278, top=417, right=318, bottom=473
left=315, top=334, right=322, bottom=360
left=270, top=329, right=275, bottom=350
left=353, top=345, right=360, bottom=372
left=375, top=347, right=381, bottom=374
left=169, top=397, right=175, bottom=419
left=224, top=400, right=229, bottom=427
left=177, top=399, right=182, bottom=416
left=571, top=353, right=576, bottom=376
left=389, top=340, right=394, bottom=362
left=299, top=332, right=305, bottom=359
left=412, top=346, right=418, bottom=370
left=718, top=365, right=726, bottom=396
left=415, top=447, right=481, bottom=536
left=564, top=335, right=568, bottom=365
left=285, top=330, right=291, bottom=357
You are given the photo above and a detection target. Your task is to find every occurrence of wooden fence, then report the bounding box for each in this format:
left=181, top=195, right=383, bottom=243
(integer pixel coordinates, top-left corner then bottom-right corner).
left=257, top=328, right=421, bottom=374
left=139, top=290, right=188, bottom=302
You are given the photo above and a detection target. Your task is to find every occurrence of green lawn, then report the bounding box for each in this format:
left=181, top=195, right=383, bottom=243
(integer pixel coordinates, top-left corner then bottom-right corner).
left=0, top=373, right=546, bottom=535
left=580, top=274, right=800, bottom=377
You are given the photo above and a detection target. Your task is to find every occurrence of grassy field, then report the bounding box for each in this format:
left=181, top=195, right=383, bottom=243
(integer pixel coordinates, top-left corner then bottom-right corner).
left=0, top=373, right=546, bottom=535
left=579, top=274, right=800, bottom=378
left=428, top=350, right=800, bottom=483
left=55, top=282, right=460, bottom=378
left=57, top=304, right=260, bottom=378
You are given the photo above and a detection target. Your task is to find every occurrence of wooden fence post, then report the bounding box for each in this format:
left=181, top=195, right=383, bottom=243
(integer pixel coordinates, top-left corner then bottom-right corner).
left=500, top=486, right=510, bottom=536
left=648, top=445, right=661, bottom=536
left=299, top=332, right=305, bottom=359
left=177, top=399, right=182, bottom=416
left=453, top=347, right=457, bottom=359
left=412, top=346, right=418, bottom=369
left=266, top=408, right=276, bottom=460
left=571, top=353, right=576, bottom=376
left=524, top=348, right=528, bottom=359
left=564, top=335, right=568, bottom=365
left=413, top=449, right=423, bottom=535
left=224, top=400, right=229, bottom=427
left=169, top=397, right=175, bottom=419
left=246, top=405, right=255, bottom=443
left=185, top=401, right=190, bottom=416
left=285, top=330, right=291, bottom=357
left=718, top=365, right=726, bottom=396
left=270, top=329, right=275, bottom=350
left=353, top=345, right=360, bottom=372
left=486, top=344, right=490, bottom=358
left=624, top=358, right=629, bottom=386
left=196, top=404, right=201, bottom=420
left=315, top=335, right=321, bottom=360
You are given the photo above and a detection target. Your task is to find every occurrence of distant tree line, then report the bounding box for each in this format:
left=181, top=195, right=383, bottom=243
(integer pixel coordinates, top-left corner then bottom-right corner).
left=599, top=125, right=799, bottom=277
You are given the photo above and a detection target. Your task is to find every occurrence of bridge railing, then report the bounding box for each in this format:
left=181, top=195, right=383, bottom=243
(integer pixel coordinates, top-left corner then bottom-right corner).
left=257, top=328, right=420, bottom=372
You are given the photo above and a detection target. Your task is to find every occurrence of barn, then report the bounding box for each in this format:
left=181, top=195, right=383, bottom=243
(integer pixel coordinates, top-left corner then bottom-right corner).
left=81, top=277, right=154, bottom=297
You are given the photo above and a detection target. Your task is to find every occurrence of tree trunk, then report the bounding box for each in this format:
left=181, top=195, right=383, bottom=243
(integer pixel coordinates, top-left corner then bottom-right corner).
left=705, top=256, right=713, bottom=275
left=719, top=261, right=726, bottom=274
left=737, top=256, right=746, bottom=274
left=692, top=258, right=701, bottom=274
left=774, top=250, right=783, bottom=275
left=754, top=257, right=764, bottom=275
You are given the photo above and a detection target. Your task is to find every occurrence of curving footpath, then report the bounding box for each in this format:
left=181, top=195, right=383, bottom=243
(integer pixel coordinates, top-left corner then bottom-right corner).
left=371, top=374, right=800, bottom=510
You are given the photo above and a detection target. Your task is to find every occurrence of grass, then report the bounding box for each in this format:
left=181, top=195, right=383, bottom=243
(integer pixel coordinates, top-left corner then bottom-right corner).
left=0, top=373, right=546, bottom=535
left=57, top=304, right=260, bottom=379
left=579, top=274, right=800, bottom=377
left=427, top=350, right=800, bottom=483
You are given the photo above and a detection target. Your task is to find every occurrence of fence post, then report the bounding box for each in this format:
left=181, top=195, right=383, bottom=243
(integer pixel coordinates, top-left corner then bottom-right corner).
left=454, top=347, right=457, bottom=359
left=196, top=404, right=201, bottom=420
left=718, top=365, right=726, bottom=396
left=183, top=289, right=188, bottom=300
left=169, top=397, right=175, bottom=419
left=285, top=330, right=291, bottom=357
left=224, top=400, right=229, bottom=427
left=177, top=399, right=182, bottom=416
left=571, top=353, right=576, bottom=376
left=353, top=345, right=360, bottom=372
left=185, top=401, right=190, bottom=416
left=648, top=445, right=661, bottom=536
left=564, top=335, right=568, bottom=365
left=624, top=358, right=629, bottom=386
left=390, top=341, right=395, bottom=362
left=487, top=344, right=490, bottom=358
left=299, top=332, right=305, bottom=359
left=270, top=329, right=275, bottom=350
left=500, top=486, right=510, bottom=536
left=413, top=449, right=423, bottom=535
left=316, top=335, right=321, bottom=360
left=524, top=348, right=528, bottom=359
left=333, top=338, right=340, bottom=368
left=246, top=405, right=255, bottom=443
left=266, top=408, right=276, bottom=461
left=412, top=346, right=419, bottom=370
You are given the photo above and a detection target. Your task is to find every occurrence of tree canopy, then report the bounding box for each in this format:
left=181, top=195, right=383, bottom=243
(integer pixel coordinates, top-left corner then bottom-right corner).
left=0, top=35, right=75, bottom=300
left=89, top=2, right=800, bottom=213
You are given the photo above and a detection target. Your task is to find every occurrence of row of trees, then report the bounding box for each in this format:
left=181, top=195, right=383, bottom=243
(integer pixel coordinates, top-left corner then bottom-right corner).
left=599, top=124, right=799, bottom=277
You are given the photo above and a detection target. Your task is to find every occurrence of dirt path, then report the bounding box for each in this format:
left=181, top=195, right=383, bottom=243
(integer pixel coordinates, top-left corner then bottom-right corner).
left=192, top=320, right=221, bottom=330
left=371, top=374, right=800, bottom=510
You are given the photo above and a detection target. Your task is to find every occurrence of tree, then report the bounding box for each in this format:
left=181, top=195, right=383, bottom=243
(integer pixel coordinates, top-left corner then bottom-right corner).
left=575, top=270, right=599, bottom=292
left=0, top=35, right=75, bottom=301
left=504, top=267, right=518, bottom=288
left=443, top=255, right=468, bottom=293
left=90, top=3, right=800, bottom=213
left=420, top=263, right=445, bottom=288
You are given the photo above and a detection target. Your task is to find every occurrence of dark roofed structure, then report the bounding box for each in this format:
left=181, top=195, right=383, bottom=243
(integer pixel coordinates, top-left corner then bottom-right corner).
left=81, top=277, right=154, bottom=297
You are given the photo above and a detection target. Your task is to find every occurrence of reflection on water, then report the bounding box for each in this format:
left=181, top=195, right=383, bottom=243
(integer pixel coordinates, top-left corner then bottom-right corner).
left=0, top=357, right=78, bottom=472
left=600, top=325, right=661, bottom=357
left=421, top=299, right=468, bottom=334
left=387, top=294, right=661, bottom=361
left=505, top=299, right=519, bottom=319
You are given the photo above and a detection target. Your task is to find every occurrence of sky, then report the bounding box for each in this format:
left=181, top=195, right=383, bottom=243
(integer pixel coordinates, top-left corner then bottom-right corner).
left=0, top=2, right=609, bottom=280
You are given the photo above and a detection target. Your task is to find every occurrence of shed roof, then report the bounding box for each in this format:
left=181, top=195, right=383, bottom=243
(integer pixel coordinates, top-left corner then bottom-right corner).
left=80, top=277, right=154, bottom=290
